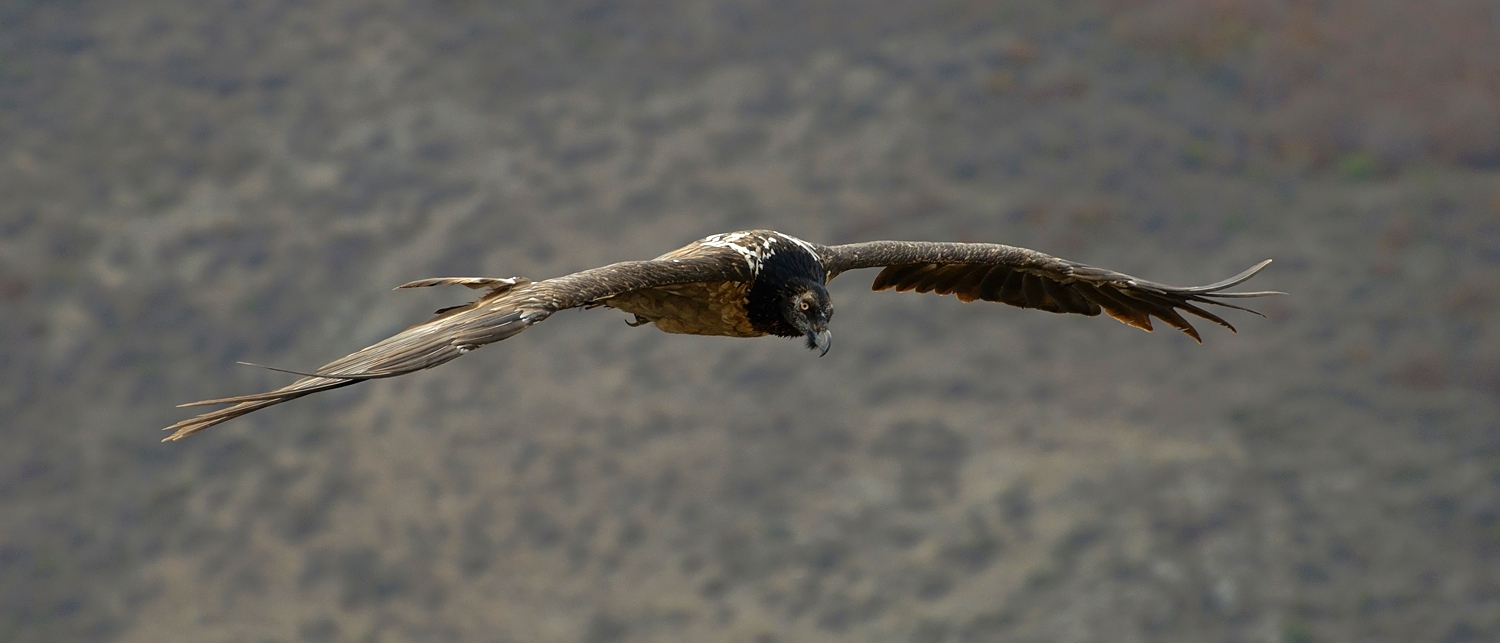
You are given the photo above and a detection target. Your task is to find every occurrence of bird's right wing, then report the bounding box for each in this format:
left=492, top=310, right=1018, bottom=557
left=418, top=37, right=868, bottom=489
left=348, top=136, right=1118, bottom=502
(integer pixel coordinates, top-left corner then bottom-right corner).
left=163, top=252, right=752, bottom=441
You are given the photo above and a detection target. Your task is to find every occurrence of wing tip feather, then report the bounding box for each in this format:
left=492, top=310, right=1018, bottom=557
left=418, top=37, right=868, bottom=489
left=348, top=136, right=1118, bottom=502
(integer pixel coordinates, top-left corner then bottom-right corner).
left=1181, top=259, right=1275, bottom=294
left=394, top=276, right=531, bottom=291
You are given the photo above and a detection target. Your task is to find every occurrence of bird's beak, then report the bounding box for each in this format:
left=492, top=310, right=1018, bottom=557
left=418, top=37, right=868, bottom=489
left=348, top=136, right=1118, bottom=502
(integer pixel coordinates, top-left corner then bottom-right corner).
left=807, top=328, right=832, bottom=357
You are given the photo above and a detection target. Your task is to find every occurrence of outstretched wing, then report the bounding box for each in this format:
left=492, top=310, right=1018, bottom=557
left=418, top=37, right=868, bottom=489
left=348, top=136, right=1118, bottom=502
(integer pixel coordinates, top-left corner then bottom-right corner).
left=821, top=240, right=1281, bottom=342
left=163, top=253, right=751, bottom=441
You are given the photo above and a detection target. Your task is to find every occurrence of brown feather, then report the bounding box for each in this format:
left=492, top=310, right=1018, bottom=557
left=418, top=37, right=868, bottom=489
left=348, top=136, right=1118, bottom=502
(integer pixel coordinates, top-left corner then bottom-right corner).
left=974, top=266, right=1013, bottom=302
left=941, top=265, right=988, bottom=298
left=1041, top=276, right=1097, bottom=315
left=1021, top=273, right=1057, bottom=312
left=912, top=264, right=965, bottom=293
left=893, top=264, right=942, bottom=292
left=1072, top=282, right=1154, bottom=331
left=997, top=270, right=1027, bottom=307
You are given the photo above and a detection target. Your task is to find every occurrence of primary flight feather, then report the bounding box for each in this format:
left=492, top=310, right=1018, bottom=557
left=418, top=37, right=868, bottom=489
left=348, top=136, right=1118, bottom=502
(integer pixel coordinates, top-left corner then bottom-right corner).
left=164, top=230, right=1281, bottom=441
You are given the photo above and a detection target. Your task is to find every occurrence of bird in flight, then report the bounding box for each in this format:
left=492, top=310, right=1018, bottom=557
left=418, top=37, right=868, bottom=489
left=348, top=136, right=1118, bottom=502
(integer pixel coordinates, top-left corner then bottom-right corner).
left=164, top=230, right=1281, bottom=441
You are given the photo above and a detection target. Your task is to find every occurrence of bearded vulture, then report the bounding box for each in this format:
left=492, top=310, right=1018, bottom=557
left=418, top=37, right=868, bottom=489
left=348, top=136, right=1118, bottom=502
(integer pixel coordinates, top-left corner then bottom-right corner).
left=164, top=230, right=1281, bottom=441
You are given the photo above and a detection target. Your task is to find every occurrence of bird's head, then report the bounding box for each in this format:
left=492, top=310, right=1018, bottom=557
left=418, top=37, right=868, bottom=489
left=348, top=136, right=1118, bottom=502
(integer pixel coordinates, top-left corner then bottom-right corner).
left=780, top=279, right=834, bottom=356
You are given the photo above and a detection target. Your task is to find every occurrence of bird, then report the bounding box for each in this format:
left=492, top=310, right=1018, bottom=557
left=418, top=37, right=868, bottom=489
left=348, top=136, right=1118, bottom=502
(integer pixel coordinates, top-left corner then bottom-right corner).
left=163, top=230, right=1282, bottom=441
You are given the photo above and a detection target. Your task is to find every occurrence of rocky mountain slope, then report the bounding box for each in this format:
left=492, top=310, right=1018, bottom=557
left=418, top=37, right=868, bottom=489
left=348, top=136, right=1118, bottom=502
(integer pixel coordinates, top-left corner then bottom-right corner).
left=2, top=1, right=1497, bottom=641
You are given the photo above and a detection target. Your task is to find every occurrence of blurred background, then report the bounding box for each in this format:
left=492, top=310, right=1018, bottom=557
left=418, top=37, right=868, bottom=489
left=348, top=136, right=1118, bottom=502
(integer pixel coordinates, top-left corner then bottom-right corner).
left=2, top=1, right=1499, bottom=641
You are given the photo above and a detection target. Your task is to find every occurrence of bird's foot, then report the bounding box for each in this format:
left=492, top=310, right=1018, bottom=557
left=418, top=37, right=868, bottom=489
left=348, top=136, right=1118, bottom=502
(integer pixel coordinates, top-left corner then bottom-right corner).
left=625, top=314, right=651, bottom=327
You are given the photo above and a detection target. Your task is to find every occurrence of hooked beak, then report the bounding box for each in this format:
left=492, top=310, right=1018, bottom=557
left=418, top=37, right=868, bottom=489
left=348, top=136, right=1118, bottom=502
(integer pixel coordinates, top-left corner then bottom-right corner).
left=806, top=328, right=832, bottom=357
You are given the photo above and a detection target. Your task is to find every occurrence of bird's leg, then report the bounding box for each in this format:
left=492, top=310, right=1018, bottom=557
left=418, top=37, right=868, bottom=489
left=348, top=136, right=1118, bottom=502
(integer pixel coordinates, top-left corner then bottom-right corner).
left=625, top=314, right=651, bottom=327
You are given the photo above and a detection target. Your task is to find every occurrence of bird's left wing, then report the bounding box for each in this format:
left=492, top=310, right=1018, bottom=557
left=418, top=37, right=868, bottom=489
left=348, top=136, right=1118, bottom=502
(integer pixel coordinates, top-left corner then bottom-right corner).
left=821, top=240, right=1281, bottom=342
left=163, top=253, right=751, bottom=441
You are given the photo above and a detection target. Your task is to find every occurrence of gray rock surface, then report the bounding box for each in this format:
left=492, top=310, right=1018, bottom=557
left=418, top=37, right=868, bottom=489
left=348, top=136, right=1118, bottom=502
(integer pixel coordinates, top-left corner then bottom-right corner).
left=2, top=1, right=1498, bottom=641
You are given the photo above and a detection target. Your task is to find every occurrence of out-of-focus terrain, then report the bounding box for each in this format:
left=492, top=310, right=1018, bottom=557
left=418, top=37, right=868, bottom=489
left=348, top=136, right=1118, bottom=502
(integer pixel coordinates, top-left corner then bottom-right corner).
left=2, top=1, right=1498, bottom=641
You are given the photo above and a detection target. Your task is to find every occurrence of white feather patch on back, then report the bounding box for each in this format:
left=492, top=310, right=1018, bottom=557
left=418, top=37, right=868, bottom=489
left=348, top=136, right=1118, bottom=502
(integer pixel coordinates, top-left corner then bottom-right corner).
left=698, top=231, right=821, bottom=277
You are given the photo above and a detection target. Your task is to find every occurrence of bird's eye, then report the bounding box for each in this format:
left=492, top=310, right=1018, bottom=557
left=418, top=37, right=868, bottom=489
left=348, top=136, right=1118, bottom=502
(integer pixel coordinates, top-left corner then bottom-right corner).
left=799, top=301, right=810, bottom=311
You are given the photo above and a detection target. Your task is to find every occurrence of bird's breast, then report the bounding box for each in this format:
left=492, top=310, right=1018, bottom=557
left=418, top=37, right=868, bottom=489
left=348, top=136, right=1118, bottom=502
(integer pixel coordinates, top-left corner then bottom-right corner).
left=602, top=281, right=763, bottom=338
